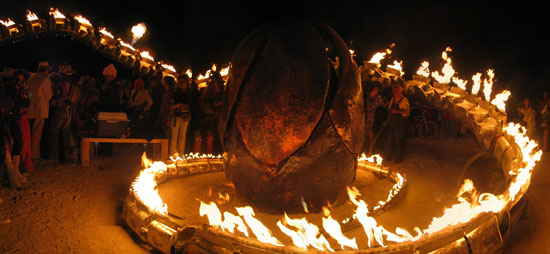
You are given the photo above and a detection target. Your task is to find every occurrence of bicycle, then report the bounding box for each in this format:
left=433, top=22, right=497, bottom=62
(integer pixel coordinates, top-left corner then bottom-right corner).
left=407, top=106, right=438, bottom=138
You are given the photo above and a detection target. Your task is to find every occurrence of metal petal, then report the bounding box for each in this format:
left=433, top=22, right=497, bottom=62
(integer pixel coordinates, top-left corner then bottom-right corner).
left=310, top=18, right=365, bottom=154
left=233, top=19, right=330, bottom=165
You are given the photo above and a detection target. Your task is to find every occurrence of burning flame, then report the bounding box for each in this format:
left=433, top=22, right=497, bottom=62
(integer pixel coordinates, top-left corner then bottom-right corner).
left=219, top=65, right=230, bottom=77
left=491, top=90, right=511, bottom=112
left=431, top=47, right=455, bottom=84
left=504, top=123, right=542, bottom=201
left=140, top=51, right=154, bottom=61
left=49, top=8, right=66, bottom=19
left=119, top=40, right=136, bottom=51
left=185, top=69, right=193, bottom=78
left=349, top=49, right=356, bottom=60
left=368, top=49, right=391, bottom=66
left=199, top=201, right=249, bottom=237
left=416, top=61, right=430, bottom=78
left=74, top=15, right=92, bottom=27
left=131, top=22, right=147, bottom=45
left=451, top=77, right=468, bottom=90
left=471, top=73, right=482, bottom=95
left=483, top=69, right=495, bottom=101
left=0, top=18, right=15, bottom=27
left=162, top=64, right=176, bottom=73
left=387, top=60, right=404, bottom=76
left=347, top=186, right=387, bottom=247
left=236, top=207, right=283, bottom=246
left=322, top=207, right=358, bottom=250
left=131, top=153, right=168, bottom=215
left=359, top=153, right=383, bottom=166
left=26, top=10, right=39, bottom=22
left=277, top=213, right=333, bottom=251
left=99, top=27, right=114, bottom=39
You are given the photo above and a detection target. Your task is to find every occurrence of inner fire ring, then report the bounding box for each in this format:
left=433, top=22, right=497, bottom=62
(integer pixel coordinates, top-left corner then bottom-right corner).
left=123, top=80, right=540, bottom=253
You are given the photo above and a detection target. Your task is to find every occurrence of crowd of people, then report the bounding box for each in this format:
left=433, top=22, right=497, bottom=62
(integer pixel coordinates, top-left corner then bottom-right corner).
left=2, top=59, right=549, bottom=189
left=517, top=92, right=550, bottom=152
left=0, top=61, right=226, bottom=189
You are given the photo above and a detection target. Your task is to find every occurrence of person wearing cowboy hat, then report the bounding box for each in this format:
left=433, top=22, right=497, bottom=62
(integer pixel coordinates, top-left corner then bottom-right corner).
left=27, top=61, right=53, bottom=160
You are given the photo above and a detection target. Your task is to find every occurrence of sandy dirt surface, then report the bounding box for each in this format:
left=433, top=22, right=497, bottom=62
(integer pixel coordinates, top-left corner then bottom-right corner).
left=0, top=135, right=547, bottom=253
left=0, top=144, right=150, bottom=254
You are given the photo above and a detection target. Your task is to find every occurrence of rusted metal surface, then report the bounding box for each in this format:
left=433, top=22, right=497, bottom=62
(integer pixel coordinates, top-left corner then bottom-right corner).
left=221, top=18, right=363, bottom=212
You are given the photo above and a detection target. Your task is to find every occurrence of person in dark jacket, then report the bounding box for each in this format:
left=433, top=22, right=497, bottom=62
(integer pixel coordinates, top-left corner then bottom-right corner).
left=98, top=64, right=121, bottom=112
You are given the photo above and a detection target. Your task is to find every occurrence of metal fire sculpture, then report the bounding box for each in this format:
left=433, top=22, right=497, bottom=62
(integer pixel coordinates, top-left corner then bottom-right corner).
left=220, top=18, right=365, bottom=213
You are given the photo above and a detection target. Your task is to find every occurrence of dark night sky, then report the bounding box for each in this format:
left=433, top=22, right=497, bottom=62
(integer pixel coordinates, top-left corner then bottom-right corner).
left=1, top=0, right=547, bottom=98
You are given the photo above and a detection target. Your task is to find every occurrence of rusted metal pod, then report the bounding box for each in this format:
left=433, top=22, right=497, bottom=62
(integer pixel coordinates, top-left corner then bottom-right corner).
left=220, top=18, right=364, bottom=213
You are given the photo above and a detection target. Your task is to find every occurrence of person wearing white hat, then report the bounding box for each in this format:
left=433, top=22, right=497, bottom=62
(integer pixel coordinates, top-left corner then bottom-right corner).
left=27, top=61, right=53, bottom=160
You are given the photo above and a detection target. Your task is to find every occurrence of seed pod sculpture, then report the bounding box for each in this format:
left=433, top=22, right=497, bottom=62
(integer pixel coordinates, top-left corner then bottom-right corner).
left=220, top=18, right=364, bottom=213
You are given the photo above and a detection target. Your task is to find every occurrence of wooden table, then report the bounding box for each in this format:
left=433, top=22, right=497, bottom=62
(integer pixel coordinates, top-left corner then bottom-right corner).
left=81, top=137, right=169, bottom=166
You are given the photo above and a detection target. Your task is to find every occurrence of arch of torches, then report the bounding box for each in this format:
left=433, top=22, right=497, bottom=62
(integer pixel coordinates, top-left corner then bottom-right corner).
left=0, top=8, right=230, bottom=82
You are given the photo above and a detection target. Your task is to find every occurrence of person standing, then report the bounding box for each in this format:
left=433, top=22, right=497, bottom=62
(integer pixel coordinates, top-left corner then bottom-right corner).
left=27, top=62, right=53, bottom=160
left=518, top=98, right=536, bottom=138
left=98, top=64, right=121, bottom=112
left=383, top=84, right=410, bottom=162
left=169, top=76, right=191, bottom=155
left=363, top=84, right=384, bottom=153
left=149, top=76, right=163, bottom=124
left=128, top=78, right=153, bottom=136
left=0, top=78, right=26, bottom=189
left=10, top=69, right=34, bottom=173
left=155, top=76, right=175, bottom=137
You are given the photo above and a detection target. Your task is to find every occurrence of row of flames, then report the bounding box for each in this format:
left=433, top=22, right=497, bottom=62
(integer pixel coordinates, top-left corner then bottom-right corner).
left=130, top=117, right=541, bottom=251
left=363, top=45, right=510, bottom=112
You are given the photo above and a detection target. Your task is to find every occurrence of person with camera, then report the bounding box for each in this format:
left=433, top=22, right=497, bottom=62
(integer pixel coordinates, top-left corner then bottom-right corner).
left=169, top=75, right=191, bottom=155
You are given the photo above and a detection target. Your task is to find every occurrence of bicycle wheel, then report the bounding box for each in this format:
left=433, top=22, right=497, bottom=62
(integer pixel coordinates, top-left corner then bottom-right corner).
left=418, top=121, right=438, bottom=138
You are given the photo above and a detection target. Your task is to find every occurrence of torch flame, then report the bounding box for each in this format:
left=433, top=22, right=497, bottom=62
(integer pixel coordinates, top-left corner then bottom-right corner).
left=185, top=69, right=193, bottom=78
left=74, top=15, right=92, bottom=27
left=491, top=90, right=511, bottom=112
left=387, top=60, right=404, bottom=76
left=49, top=8, right=66, bottom=19
left=471, top=73, right=482, bottom=95
left=140, top=51, right=154, bottom=61
left=416, top=61, right=430, bottom=78
left=220, top=65, right=230, bottom=77
left=431, top=47, right=455, bottom=84
left=99, top=27, right=114, bottom=39
left=483, top=69, right=495, bottom=101
left=0, top=18, right=15, bottom=27
left=451, top=77, right=468, bottom=90
left=119, top=40, right=136, bottom=51
left=26, top=10, right=39, bottom=22
left=162, top=64, right=176, bottom=73
left=131, top=22, right=147, bottom=45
